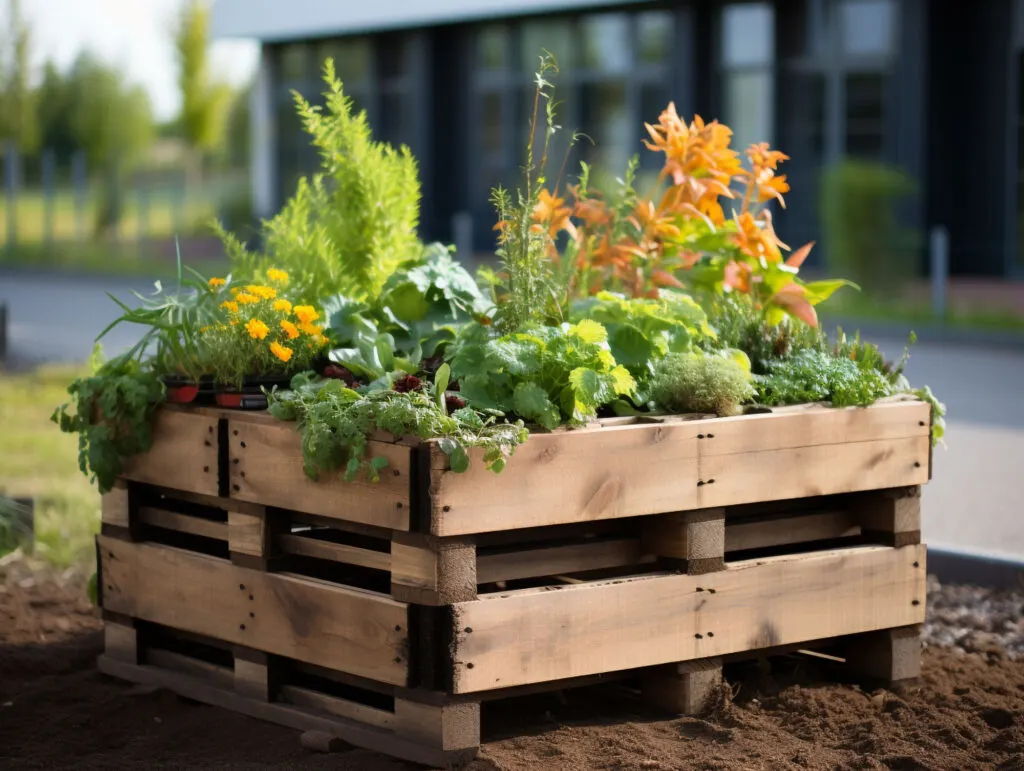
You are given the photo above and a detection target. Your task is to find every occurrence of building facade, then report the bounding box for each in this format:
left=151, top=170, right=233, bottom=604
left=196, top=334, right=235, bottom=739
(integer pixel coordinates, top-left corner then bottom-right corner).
left=213, top=0, right=1024, bottom=278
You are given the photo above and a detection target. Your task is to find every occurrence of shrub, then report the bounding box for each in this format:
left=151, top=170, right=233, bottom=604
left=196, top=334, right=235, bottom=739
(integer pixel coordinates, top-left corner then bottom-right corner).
left=651, top=353, right=754, bottom=416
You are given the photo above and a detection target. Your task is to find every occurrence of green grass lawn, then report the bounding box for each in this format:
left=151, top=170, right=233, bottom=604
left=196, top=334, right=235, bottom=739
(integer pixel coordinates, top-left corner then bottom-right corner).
left=0, top=365, right=100, bottom=569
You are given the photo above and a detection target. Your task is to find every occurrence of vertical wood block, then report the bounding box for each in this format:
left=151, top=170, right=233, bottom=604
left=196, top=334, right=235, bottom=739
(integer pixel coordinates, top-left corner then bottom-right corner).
left=101, top=482, right=130, bottom=529
left=104, top=620, right=139, bottom=664
left=641, top=657, right=723, bottom=715
left=394, top=698, right=480, bottom=751
left=642, top=508, right=725, bottom=574
left=234, top=647, right=273, bottom=701
left=391, top=533, right=476, bottom=605
left=856, top=487, right=922, bottom=548
left=228, top=510, right=267, bottom=557
left=844, top=624, right=922, bottom=685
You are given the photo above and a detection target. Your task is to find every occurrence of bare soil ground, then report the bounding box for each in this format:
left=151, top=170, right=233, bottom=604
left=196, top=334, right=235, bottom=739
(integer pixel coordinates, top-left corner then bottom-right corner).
left=2, top=576, right=1023, bottom=770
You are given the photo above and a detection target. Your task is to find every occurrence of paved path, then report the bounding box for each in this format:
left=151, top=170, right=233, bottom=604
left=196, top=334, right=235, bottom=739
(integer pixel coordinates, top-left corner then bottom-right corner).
left=2, top=272, right=1022, bottom=559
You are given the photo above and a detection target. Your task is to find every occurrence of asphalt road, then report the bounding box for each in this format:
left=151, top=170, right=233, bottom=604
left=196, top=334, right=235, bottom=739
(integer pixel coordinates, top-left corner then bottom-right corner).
left=2, top=271, right=1022, bottom=558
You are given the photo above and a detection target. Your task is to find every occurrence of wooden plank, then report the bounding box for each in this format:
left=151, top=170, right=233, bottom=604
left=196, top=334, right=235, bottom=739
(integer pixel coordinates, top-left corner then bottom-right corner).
left=278, top=684, right=395, bottom=730
left=449, top=544, right=926, bottom=693
left=429, top=401, right=931, bottom=536
left=228, top=420, right=411, bottom=531
left=390, top=534, right=476, bottom=606
left=394, top=699, right=480, bottom=751
left=725, top=510, right=860, bottom=553
left=147, top=648, right=235, bottom=690
left=122, top=409, right=220, bottom=496
left=138, top=506, right=227, bottom=541
left=477, top=538, right=646, bottom=584
left=140, top=485, right=265, bottom=518
left=97, top=655, right=477, bottom=767
left=101, top=482, right=130, bottom=528
left=104, top=620, right=138, bottom=663
left=99, top=536, right=409, bottom=686
left=228, top=510, right=267, bottom=557
left=279, top=533, right=391, bottom=571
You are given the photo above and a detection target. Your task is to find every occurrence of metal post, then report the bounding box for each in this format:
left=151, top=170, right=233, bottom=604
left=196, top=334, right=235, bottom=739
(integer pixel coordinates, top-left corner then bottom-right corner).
left=72, top=150, right=87, bottom=241
left=452, top=211, right=474, bottom=267
left=930, top=225, right=949, bottom=322
left=4, top=143, right=18, bottom=249
left=0, top=303, right=7, bottom=364
left=42, top=148, right=56, bottom=247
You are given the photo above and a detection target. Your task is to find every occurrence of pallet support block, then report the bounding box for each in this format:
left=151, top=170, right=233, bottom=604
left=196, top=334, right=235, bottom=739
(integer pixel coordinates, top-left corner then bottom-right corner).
left=103, top=618, right=139, bottom=664
left=856, top=487, right=922, bottom=548
left=843, top=624, right=923, bottom=686
left=101, top=482, right=130, bottom=529
left=390, top=533, right=477, bottom=606
left=642, top=508, right=725, bottom=574
left=394, top=699, right=481, bottom=752
left=641, top=657, right=723, bottom=715
left=234, top=646, right=275, bottom=701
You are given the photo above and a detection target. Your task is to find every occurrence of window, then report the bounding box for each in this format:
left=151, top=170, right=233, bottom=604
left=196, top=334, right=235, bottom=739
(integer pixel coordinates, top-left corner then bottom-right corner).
left=841, top=0, right=895, bottom=58
left=581, top=14, right=630, bottom=74
left=844, top=72, right=886, bottom=159
left=637, top=11, right=673, bottom=66
left=721, top=3, right=775, bottom=152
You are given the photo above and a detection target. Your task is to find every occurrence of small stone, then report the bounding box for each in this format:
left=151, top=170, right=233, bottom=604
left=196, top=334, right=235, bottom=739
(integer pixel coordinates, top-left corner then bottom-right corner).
left=300, top=730, right=347, bottom=754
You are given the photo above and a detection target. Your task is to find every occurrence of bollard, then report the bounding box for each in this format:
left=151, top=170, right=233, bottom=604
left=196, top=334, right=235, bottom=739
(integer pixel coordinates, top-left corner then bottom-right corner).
left=0, top=302, right=7, bottom=363
left=929, top=225, right=949, bottom=322
left=452, top=211, right=474, bottom=266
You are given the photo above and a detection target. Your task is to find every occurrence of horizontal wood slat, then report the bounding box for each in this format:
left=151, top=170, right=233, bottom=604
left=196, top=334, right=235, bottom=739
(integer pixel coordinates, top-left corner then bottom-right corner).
left=450, top=544, right=926, bottom=693
left=138, top=507, right=227, bottom=541
left=122, top=410, right=220, bottom=496
left=724, top=510, right=860, bottom=553
left=279, top=533, right=392, bottom=571
left=429, top=400, right=931, bottom=536
left=99, top=536, right=409, bottom=685
left=477, top=537, right=647, bottom=584
left=228, top=420, right=411, bottom=531
left=278, top=684, right=395, bottom=730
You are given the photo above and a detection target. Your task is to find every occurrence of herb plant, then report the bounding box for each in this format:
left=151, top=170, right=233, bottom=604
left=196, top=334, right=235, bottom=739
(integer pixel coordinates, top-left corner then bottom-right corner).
left=754, top=349, right=894, bottom=408
left=651, top=353, right=755, bottom=416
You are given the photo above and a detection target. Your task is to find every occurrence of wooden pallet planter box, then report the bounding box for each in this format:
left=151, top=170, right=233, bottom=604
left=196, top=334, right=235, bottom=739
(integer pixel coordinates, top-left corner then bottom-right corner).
left=97, top=397, right=931, bottom=766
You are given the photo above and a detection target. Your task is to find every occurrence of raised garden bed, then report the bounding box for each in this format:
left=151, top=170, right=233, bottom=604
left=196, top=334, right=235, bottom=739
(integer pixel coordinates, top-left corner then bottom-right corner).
left=95, top=396, right=931, bottom=766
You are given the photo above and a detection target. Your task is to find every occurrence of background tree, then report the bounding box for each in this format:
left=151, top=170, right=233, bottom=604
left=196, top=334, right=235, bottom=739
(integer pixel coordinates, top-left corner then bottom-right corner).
left=0, top=0, right=40, bottom=155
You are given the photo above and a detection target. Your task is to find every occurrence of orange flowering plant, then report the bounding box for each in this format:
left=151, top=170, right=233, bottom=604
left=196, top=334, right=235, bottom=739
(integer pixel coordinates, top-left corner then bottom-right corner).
left=533, top=104, right=857, bottom=328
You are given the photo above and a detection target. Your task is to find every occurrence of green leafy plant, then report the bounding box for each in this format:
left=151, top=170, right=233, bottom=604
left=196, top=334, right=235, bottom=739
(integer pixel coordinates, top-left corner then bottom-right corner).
left=0, top=496, right=32, bottom=556
left=219, top=58, right=422, bottom=303
left=51, top=350, right=166, bottom=494
left=650, top=353, right=755, bottom=416
left=267, top=371, right=527, bottom=481
left=447, top=319, right=635, bottom=429
left=754, top=349, right=893, bottom=408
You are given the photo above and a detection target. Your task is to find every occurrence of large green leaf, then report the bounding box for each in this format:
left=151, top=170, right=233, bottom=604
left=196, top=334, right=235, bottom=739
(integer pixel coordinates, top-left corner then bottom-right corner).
left=803, top=279, right=860, bottom=306
left=609, top=325, right=653, bottom=369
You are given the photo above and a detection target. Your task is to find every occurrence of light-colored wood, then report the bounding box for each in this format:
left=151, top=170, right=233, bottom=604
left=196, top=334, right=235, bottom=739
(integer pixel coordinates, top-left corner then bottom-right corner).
left=234, top=655, right=271, bottom=701
left=844, top=624, right=922, bottom=683
left=138, top=506, right=227, bottom=541
left=725, top=510, right=860, bottom=553
left=228, top=419, right=411, bottom=530
left=99, top=536, right=409, bottom=685
left=642, top=657, right=723, bottom=715
left=101, top=482, right=130, bottom=528
left=449, top=544, right=926, bottom=693
left=394, top=699, right=481, bottom=751
left=279, top=684, right=395, bottom=730
left=855, top=488, right=922, bottom=547
left=279, top=533, right=391, bottom=572
left=228, top=510, right=267, bottom=557
left=122, top=409, right=220, bottom=496
left=145, top=486, right=265, bottom=518
left=643, top=509, right=725, bottom=574
left=104, top=621, right=138, bottom=663
left=430, top=400, right=931, bottom=535
left=390, top=533, right=476, bottom=605
left=477, top=538, right=647, bottom=584
left=146, top=648, right=235, bottom=690
left=97, top=655, right=477, bottom=767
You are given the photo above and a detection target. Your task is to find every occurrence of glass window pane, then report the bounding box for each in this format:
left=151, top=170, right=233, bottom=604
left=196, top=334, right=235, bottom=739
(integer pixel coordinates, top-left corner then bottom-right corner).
left=480, top=91, right=505, bottom=157
left=844, top=72, right=885, bottom=159
left=521, top=20, right=575, bottom=73
left=724, top=70, right=773, bottom=154
left=580, top=80, right=631, bottom=173
left=722, top=3, right=774, bottom=68
left=637, top=11, right=673, bottom=65
left=478, top=26, right=509, bottom=71
left=379, top=91, right=415, bottom=150
left=278, top=43, right=310, bottom=83
left=379, top=35, right=407, bottom=80
left=841, top=0, right=895, bottom=58
left=640, top=82, right=673, bottom=169
left=317, top=38, right=371, bottom=85
left=581, top=14, right=630, bottom=73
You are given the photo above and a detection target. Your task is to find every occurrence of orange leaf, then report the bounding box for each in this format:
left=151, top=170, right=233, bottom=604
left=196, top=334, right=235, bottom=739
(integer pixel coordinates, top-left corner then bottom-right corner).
left=785, top=241, right=815, bottom=269
left=772, top=283, right=818, bottom=327
left=652, top=269, right=684, bottom=289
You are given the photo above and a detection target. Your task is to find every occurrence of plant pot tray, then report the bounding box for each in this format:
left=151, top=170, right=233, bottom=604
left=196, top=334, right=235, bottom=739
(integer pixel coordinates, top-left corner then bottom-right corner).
left=98, top=396, right=931, bottom=765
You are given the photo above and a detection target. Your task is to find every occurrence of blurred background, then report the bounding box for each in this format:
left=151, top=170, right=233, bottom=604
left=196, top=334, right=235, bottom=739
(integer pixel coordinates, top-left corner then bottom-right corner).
left=1, top=0, right=1022, bottom=575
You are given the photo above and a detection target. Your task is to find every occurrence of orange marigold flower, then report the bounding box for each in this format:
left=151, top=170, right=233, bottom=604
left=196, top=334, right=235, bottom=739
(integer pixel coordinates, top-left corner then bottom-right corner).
left=269, top=342, right=293, bottom=362
left=533, top=188, right=576, bottom=239
left=273, top=298, right=292, bottom=313
left=299, top=321, right=322, bottom=336
left=246, top=284, right=277, bottom=300
left=293, top=305, right=319, bottom=324
left=220, top=300, right=239, bottom=313
left=236, top=292, right=260, bottom=304
left=245, top=319, right=269, bottom=340
left=208, top=277, right=226, bottom=288
left=280, top=320, right=300, bottom=340
left=266, top=268, right=289, bottom=284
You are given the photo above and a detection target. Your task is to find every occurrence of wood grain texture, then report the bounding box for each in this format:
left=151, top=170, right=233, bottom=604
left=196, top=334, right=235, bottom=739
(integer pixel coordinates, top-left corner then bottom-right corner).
left=394, top=699, right=480, bottom=751
left=98, top=536, right=409, bottom=685
left=429, top=401, right=931, bottom=536
left=122, top=409, right=220, bottom=496
left=390, top=533, right=476, bottom=605
left=228, top=420, right=411, bottom=531
left=477, top=538, right=647, bottom=584
left=643, top=509, right=725, bottom=573
left=641, top=657, right=723, bottom=715
left=228, top=511, right=267, bottom=557
left=279, top=684, right=395, bottom=729
left=278, top=533, right=391, bottom=571
left=725, top=510, right=860, bottom=553
left=138, top=507, right=227, bottom=541
left=146, top=648, right=235, bottom=690
left=101, top=483, right=130, bottom=528
left=450, top=544, right=926, bottom=693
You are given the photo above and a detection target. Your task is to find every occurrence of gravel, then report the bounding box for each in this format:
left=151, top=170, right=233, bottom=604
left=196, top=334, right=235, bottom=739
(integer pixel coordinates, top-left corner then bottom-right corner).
left=924, top=574, right=1024, bottom=659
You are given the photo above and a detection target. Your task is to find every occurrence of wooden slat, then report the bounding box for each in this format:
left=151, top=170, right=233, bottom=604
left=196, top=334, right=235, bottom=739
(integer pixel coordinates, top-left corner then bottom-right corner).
left=278, top=684, right=395, bottom=730
left=147, top=648, right=235, bottom=690
left=138, top=506, right=227, bottom=540
left=279, top=533, right=391, bottom=571
left=104, top=621, right=137, bottom=663
left=725, top=510, right=860, bottom=553
left=101, top=482, right=129, bottom=528
left=449, top=544, right=926, bottom=693
left=122, top=409, right=220, bottom=496
left=228, top=420, right=411, bottom=531
left=228, top=510, right=267, bottom=557
left=430, top=400, right=931, bottom=536
left=99, top=536, right=409, bottom=685
left=477, top=537, right=646, bottom=584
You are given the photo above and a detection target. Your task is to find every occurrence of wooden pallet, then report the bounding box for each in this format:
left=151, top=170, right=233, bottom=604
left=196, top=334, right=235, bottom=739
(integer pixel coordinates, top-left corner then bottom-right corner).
left=97, top=398, right=931, bottom=766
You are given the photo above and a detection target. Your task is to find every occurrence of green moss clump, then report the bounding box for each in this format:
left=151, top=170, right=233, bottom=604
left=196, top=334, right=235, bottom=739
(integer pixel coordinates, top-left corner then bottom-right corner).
left=651, top=354, right=755, bottom=416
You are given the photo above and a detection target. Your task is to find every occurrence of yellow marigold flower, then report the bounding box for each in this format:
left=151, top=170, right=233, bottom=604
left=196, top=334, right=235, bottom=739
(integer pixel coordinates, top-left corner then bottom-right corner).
left=220, top=300, right=239, bottom=313
left=246, top=319, right=269, bottom=340
left=230, top=287, right=241, bottom=295
left=246, top=284, right=277, bottom=300
left=280, top=320, right=300, bottom=340
left=236, top=292, right=260, bottom=305
left=293, top=305, right=319, bottom=324
left=299, top=321, right=322, bottom=336
left=269, top=341, right=293, bottom=362
left=208, top=277, right=226, bottom=289
left=273, top=298, right=292, bottom=313
left=266, top=268, right=289, bottom=284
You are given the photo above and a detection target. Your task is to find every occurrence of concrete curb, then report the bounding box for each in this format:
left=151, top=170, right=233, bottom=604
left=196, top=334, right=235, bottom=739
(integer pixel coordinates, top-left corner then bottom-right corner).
left=927, top=544, right=1024, bottom=590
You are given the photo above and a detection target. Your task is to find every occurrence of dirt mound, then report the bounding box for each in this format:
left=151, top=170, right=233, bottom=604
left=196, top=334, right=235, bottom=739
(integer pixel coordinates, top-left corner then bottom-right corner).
left=2, top=578, right=1023, bottom=770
